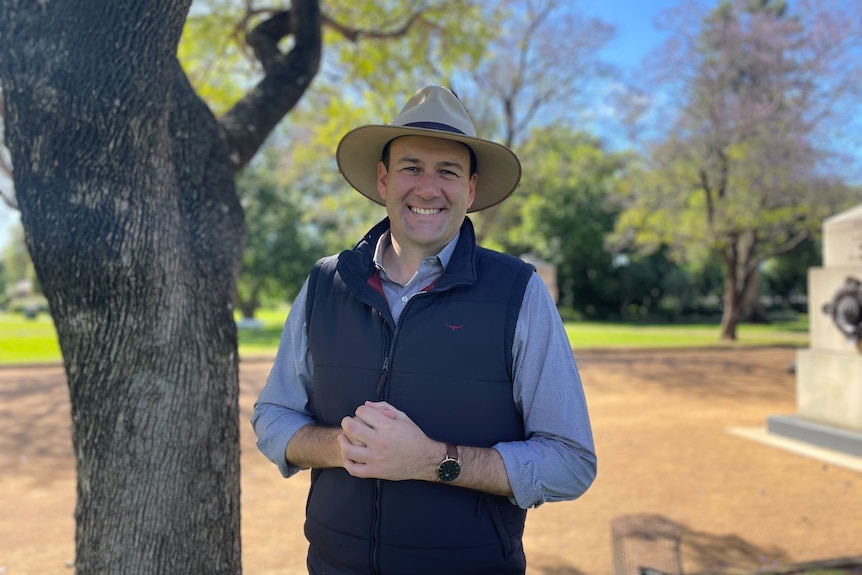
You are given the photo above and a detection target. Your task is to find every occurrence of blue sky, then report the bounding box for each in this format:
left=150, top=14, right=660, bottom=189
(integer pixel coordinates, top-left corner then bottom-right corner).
left=0, top=1, right=676, bottom=251
left=581, top=0, right=677, bottom=69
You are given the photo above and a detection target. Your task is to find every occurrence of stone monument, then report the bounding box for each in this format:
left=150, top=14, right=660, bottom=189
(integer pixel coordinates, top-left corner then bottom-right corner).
left=767, top=204, right=862, bottom=457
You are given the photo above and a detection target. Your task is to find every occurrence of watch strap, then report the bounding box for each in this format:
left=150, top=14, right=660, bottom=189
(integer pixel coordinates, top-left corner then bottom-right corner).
left=444, top=441, right=459, bottom=461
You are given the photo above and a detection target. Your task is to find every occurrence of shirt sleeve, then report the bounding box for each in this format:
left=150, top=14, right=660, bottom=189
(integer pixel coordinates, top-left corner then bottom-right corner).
left=493, top=273, right=598, bottom=509
left=251, top=278, right=316, bottom=478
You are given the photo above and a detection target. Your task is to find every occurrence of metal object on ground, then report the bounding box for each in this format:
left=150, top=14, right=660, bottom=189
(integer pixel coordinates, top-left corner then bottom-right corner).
left=612, top=514, right=684, bottom=575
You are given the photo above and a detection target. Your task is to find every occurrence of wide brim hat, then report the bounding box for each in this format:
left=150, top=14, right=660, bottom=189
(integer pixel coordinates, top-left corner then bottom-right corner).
left=336, top=86, right=521, bottom=213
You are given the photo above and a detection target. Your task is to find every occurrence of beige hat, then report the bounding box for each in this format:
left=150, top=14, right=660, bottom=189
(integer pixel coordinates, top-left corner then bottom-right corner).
left=336, top=86, right=521, bottom=212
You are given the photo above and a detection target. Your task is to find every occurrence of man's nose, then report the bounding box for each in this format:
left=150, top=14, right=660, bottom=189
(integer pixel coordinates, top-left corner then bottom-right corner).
left=415, top=172, right=441, bottom=198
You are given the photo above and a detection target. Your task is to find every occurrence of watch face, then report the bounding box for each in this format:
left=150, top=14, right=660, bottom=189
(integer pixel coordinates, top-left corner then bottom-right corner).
left=437, top=459, right=461, bottom=482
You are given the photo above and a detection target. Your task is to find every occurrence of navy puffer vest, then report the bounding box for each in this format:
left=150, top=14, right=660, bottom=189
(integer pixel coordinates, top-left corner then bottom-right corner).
left=304, top=218, right=534, bottom=575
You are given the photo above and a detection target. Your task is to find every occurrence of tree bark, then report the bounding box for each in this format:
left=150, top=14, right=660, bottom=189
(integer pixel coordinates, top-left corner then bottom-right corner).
left=0, top=0, right=321, bottom=572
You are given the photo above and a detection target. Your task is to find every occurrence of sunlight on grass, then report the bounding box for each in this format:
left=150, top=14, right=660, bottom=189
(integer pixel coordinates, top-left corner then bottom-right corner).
left=236, top=307, right=291, bottom=358
left=0, top=308, right=809, bottom=365
left=565, top=319, right=809, bottom=349
left=0, top=312, right=63, bottom=365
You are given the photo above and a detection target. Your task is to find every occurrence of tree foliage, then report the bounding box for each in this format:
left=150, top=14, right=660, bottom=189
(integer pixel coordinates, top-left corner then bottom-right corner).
left=180, top=0, right=493, bottom=128
left=1, top=224, right=32, bottom=285
left=234, top=149, right=327, bottom=317
left=0, top=224, right=41, bottom=309
left=497, top=126, right=628, bottom=316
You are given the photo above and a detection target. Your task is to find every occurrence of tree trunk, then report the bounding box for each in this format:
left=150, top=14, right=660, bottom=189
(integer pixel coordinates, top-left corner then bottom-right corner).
left=237, top=297, right=261, bottom=320
left=720, top=275, right=743, bottom=341
left=741, top=267, right=770, bottom=324
left=1, top=0, right=320, bottom=569
left=720, top=246, right=759, bottom=341
left=0, top=2, right=244, bottom=572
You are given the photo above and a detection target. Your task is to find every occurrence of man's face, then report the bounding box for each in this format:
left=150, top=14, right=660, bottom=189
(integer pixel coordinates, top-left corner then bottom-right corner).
left=376, top=135, right=477, bottom=257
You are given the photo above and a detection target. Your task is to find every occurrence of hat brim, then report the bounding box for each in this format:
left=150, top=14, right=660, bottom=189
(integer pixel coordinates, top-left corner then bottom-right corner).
left=336, top=125, right=521, bottom=213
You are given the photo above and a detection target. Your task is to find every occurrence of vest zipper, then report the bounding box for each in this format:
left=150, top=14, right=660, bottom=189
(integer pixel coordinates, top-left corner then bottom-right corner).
left=374, top=289, right=425, bottom=399
left=370, top=479, right=383, bottom=575
left=375, top=287, right=430, bottom=398
left=372, top=309, right=392, bottom=573
left=371, top=290, right=427, bottom=573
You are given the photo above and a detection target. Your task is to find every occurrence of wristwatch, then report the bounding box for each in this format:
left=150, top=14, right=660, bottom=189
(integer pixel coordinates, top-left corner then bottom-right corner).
left=435, top=442, right=461, bottom=483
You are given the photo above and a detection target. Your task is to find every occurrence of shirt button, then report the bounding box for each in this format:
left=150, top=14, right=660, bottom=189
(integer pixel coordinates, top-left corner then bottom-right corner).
left=401, top=296, right=409, bottom=303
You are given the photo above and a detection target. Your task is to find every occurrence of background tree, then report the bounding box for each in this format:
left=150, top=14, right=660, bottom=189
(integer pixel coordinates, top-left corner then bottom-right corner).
left=612, top=0, right=862, bottom=340
left=501, top=126, right=628, bottom=317
left=1, top=225, right=32, bottom=283
left=468, top=0, right=614, bottom=149
left=234, top=149, right=326, bottom=319
left=760, top=235, right=821, bottom=311
left=501, top=126, right=697, bottom=322
left=0, top=229, right=47, bottom=315
left=614, top=247, right=698, bottom=321
left=465, top=0, right=615, bottom=243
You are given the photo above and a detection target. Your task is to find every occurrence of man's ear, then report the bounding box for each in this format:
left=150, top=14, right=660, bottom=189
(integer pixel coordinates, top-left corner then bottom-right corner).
left=376, top=161, right=388, bottom=202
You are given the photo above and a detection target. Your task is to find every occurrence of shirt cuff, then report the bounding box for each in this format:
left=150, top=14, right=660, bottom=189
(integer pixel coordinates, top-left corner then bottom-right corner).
left=494, top=442, right=544, bottom=510
left=254, top=413, right=314, bottom=478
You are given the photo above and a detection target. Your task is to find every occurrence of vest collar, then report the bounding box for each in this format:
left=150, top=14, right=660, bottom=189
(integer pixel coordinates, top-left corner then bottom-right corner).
left=349, top=217, right=479, bottom=290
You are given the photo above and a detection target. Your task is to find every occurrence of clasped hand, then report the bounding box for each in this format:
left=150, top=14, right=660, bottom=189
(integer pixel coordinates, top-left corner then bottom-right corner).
left=338, top=401, right=438, bottom=482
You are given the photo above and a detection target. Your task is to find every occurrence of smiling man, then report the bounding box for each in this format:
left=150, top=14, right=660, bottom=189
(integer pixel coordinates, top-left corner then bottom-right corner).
left=252, top=86, right=597, bottom=575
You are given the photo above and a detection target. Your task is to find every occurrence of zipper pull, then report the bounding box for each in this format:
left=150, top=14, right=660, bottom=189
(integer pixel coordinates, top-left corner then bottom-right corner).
left=375, top=361, right=390, bottom=399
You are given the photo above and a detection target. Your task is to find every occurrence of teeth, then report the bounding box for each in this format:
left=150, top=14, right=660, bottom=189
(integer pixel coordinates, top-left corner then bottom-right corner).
left=411, top=207, right=441, bottom=215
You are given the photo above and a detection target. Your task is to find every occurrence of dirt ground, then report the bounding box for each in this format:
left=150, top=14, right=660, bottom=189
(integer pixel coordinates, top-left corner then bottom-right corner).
left=1, top=347, right=861, bottom=575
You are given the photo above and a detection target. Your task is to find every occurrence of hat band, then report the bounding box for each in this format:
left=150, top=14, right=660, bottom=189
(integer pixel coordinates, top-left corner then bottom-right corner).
left=403, top=121, right=466, bottom=135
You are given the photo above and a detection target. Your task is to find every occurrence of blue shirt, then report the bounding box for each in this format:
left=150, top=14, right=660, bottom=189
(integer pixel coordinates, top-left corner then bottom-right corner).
left=252, top=232, right=596, bottom=509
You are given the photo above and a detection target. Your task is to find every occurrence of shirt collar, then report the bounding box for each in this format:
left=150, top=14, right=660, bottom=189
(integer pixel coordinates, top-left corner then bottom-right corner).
left=373, top=230, right=460, bottom=271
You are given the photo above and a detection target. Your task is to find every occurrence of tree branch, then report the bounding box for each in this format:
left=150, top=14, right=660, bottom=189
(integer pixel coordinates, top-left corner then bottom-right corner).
left=754, top=227, right=811, bottom=268
left=0, top=155, right=10, bottom=179
left=219, top=0, right=433, bottom=173
left=699, top=167, right=715, bottom=226
left=245, top=9, right=295, bottom=73
left=321, top=8, right=426, bottom=43
left=219, top=0, right=322, bottom=173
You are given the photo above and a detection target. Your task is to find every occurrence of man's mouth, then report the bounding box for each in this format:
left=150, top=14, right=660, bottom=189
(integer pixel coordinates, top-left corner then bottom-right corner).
left=409, top=206, right=442, bottom=215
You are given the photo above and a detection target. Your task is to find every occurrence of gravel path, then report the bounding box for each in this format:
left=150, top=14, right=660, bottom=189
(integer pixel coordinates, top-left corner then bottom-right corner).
left=1, top=347, right=860, bottom=575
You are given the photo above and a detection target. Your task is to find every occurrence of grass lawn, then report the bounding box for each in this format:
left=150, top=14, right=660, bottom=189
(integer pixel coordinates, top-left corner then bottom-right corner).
left=564, top=318, right=809, bottom=349
left=0, top=308, right=809, bottom=366
left=0, top=311, right=64, bottom=365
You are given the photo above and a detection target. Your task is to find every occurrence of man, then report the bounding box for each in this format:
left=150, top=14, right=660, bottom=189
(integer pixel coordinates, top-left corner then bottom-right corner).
left=252, top=86, right=596, bottom=575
